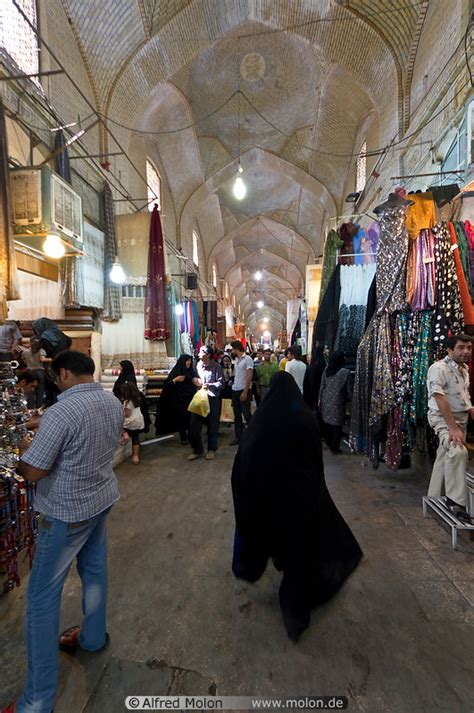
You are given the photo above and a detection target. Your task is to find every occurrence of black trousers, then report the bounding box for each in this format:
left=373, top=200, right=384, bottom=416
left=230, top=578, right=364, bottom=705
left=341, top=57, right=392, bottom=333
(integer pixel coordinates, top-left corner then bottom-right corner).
left=232, top=390, right=252, bottom=441
left=323, top=423, right=342, bottom=453
left=189, top=397, right=220, bottom=453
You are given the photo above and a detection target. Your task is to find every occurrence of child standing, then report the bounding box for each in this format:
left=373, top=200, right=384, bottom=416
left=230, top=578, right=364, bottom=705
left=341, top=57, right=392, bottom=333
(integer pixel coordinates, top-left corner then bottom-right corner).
left=120, top=382, right=145, bottom=464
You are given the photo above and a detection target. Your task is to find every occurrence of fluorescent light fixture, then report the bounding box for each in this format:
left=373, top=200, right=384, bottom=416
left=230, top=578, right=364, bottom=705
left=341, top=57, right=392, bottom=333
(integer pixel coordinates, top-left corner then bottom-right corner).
left=254, top=271, right=262, bottom=281
left=256, top=300, right=264, bottom=309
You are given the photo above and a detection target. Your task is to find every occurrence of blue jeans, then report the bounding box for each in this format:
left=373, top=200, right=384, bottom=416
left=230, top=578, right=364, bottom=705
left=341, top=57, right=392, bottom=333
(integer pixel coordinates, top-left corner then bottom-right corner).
left=189, top=397, right=220, bottom=453
left=17, top=507, right=112, bottom=713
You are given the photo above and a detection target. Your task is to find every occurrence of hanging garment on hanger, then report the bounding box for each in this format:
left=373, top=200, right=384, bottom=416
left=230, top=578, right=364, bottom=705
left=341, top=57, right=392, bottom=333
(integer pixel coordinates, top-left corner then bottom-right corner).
left=375, top=206, right=410, bottom=314
left=463, top=220, right=474, bottom=294
left=319, top=229, right=344, bottom=306
left=334, top=264, right=376, bottom=355
left=407, top=230, right=436, bottom=311
left=352, top=226, right=365, bottom=266
left=405, top=192, right=436, bottom=241
left=432, top=223, right=463, bottom=358
left=313, top=265, right=341, bottom=352
left=447, top=222, right=474, bottom=326
left=338, top=223, right=357, bottom=266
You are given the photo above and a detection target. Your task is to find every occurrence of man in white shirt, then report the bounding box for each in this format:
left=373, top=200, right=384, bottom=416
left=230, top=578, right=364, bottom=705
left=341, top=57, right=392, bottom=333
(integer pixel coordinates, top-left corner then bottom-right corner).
left=285, top=346, right=307, bottom=394
left=427, top=333, right=474, bottom=522
left=230, top=340, right=254, bottom=445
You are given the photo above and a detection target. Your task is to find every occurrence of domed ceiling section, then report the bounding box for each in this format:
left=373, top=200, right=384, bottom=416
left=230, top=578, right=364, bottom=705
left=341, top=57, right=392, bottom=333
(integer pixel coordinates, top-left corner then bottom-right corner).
left=56, top=0, right=431, bottom=329
left=178, top=23, right=321, bottom=157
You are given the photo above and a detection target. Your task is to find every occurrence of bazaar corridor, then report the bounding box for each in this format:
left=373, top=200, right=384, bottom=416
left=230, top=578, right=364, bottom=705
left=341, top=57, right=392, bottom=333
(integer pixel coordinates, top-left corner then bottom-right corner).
left=1, top=433, right=472, bottom=713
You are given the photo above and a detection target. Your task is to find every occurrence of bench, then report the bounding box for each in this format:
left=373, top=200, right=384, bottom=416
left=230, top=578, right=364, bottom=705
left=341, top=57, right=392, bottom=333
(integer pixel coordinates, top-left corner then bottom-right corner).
left=422, top=496, right=474, bottom=550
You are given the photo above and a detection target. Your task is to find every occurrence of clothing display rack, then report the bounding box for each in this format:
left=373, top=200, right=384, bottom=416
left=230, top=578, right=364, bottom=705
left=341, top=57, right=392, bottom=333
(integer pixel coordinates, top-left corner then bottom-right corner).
left=0, top=361, right=38, bottom=593
left=349, top=185, right=474, bottom=470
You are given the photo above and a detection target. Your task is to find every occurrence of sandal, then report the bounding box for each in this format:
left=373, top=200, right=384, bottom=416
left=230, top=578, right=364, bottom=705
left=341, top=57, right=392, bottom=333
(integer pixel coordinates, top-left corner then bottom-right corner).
left=59, top=625, right=110, bottom=654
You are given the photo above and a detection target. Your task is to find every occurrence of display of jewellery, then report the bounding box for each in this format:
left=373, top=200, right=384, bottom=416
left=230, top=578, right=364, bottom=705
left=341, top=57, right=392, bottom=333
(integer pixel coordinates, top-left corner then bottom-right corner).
left=0, top=360, right=38, bottom=594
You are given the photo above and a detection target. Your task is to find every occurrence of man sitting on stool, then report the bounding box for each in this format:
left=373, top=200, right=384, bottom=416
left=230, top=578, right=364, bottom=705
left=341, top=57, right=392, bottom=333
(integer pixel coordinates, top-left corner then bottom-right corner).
left=427, top=333, right=474, bottom=522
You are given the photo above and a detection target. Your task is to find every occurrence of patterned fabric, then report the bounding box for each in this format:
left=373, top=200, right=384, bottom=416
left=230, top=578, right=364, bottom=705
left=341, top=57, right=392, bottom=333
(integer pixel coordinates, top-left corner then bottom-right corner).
left=144, top=206, right=170, bottom=340
left=102, top=183, right=123, bottom=321
left=410, top=311, right=433, bottom=424
left=369, top=311, right=394, bottom=428
left=376, top=206, right=409, bottom=313
left=22, top=383, right=124, bottom=522
left=432, top=224, right=463, bottom=359
left=319, top=368, right=352, bottom=426
left=427, top=356, right=471, bottom=413
left=319, top=230, right=343, bottom=305
left=407, top=230, right=436, bottom=310
left=350, top=315, right=376, bottom=455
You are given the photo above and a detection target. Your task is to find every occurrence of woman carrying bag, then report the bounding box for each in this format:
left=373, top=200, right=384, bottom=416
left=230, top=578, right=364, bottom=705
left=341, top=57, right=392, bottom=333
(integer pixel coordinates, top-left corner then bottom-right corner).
left=156, top=355, right=197, bottom=444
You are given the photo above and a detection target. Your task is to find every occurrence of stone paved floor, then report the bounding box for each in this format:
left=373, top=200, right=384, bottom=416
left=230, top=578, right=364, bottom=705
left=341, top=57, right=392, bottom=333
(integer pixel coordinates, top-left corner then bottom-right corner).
left=1, top=430, right=473, bottom=713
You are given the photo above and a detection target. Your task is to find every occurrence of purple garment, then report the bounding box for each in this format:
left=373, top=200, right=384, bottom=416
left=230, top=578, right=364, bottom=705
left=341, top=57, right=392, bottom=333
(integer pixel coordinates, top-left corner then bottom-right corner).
left=410, top=230, right=435, bottom=311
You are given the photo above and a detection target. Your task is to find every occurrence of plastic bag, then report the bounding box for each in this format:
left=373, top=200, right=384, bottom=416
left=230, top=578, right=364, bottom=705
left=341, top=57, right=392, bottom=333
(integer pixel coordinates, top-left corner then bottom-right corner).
left=188, top=387, right=210, bottom=417
left=220, top=398, right=234, bottom=422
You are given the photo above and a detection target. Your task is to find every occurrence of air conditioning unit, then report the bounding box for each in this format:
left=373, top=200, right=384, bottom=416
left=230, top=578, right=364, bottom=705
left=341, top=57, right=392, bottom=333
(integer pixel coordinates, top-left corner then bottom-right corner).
left=10, top=166, right=84, bottom=256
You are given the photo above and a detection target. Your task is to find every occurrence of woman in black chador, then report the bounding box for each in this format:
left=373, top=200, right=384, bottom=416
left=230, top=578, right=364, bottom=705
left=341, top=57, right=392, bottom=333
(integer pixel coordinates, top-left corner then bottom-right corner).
left=231, top=371, right=362, bottom=641
left=155, top=354, right=197, bottom=443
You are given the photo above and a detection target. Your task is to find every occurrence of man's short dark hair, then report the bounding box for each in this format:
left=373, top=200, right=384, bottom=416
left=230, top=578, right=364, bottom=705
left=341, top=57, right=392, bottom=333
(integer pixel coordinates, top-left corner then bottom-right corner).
left=16, top=369, right=39, bottom=385
left=231, top=340, right=244, bottom=352
left=263, top=348, right=272, bottom=354
left=446, top=333, right=473, bottom=351
left=52, top=350, right=95, bottom=376
left=288, top=346, right=302, bottom=359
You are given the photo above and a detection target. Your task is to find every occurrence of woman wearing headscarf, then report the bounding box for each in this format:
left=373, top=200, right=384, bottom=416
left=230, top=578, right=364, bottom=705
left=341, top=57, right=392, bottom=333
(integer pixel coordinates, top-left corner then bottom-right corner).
left=32, top=318, right=73, bottom=406
left=319, top=350, right=352, bottom=454
left=32, top=317, right=72, bottom=358
left=231, top=371, right=362, bottom=641
left=303, top=344, right=326, bottom=410
left=155, top=354, right=197, bottom=444
left=112, top=360, right=138, bottom=398
left=112, top=360, right=151, bottom=435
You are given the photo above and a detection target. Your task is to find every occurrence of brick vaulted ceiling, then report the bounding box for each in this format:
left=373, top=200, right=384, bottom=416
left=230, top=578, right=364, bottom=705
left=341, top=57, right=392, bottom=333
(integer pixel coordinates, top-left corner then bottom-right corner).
left=59, top=0, right=430, bottom=331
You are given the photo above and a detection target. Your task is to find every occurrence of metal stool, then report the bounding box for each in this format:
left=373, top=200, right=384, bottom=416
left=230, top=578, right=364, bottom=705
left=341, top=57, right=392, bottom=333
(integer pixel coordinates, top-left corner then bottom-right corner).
left=422, top=496, right=474, bottom=550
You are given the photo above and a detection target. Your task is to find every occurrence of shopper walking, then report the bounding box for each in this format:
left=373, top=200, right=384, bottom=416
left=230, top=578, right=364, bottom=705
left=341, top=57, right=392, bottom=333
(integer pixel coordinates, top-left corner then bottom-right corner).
left=112, top=359, right=137, bottom=398
left=231, top=371, right=362, bottom=641
left=156, top=355, right=197, bottom=444
left=230, top=340, right=254, bottom=445
left=120, top=382, right=146, bottom=464
left=319, top=351, right=352, bottom=454
left=256, top=348, right=278, bottom=401
left=427, top=333, right=474, bottom=521
left=188, top=346, right=224, bottom=461
left=10, top=351, right=123, bottom=713
left=285, top=346, right=307, bottom=393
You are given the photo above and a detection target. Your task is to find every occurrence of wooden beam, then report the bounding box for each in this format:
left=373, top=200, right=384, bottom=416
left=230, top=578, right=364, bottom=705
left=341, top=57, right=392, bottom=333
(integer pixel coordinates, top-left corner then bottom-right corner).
left=15, top=250, right=58, bottom=282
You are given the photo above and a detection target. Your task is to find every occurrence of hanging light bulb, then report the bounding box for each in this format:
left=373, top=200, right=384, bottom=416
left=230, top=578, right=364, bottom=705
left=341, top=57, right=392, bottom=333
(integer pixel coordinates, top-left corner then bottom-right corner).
left=43, top=228, right=65, bottom=259
left=110, top=256, right=126, bottom=284
left=254, top=270, right=262, bottom=281
left=175, top=303, right=185, bottom=316
left=233, top=165, right=246, bottom=200
left=257, top=300, right=264, bottom=309
left=263, top=317, right=269, bottom=323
